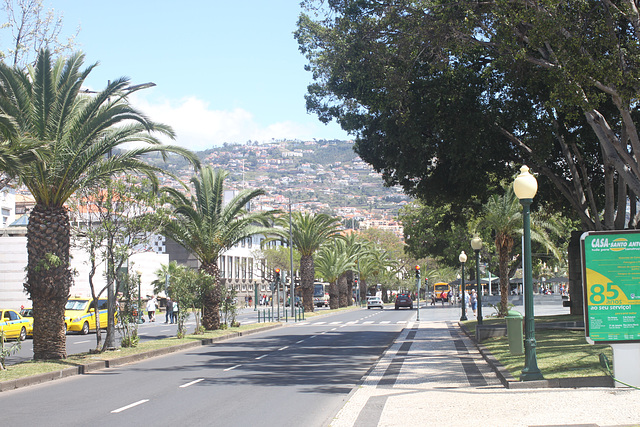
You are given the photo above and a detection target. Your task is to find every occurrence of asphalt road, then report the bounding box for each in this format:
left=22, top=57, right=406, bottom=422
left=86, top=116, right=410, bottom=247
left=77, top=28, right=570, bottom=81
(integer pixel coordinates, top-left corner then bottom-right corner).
left=5, top=299, right=569, bottom=365
left=1, top=307, right=414, bottom=426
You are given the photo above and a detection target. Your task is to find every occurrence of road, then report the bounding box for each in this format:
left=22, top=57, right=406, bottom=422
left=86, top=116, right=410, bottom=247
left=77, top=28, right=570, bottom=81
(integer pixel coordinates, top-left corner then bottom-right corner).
left=5, top=298, right=569, bottom=365
left=1, top=307, right=416, bottom=426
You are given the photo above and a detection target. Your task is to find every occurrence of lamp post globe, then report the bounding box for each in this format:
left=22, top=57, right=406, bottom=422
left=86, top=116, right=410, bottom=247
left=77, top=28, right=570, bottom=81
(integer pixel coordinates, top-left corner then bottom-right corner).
left=471, top=236, right=483, bottom=324
left=459, top=251, right=468, bottom=321
left=513, top=165, right=543, bottom=381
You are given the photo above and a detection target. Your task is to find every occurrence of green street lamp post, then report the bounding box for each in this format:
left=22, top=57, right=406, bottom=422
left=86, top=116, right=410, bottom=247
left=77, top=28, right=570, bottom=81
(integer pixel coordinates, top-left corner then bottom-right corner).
left=415, top=265, right=421, bottom=321
left=514, top=165, right=544, bottom=381
left=136, top=270, right=143, bottom=325
left=459, top=251, right=468, bottom=321
left=471, top=236, right=483, bottom=325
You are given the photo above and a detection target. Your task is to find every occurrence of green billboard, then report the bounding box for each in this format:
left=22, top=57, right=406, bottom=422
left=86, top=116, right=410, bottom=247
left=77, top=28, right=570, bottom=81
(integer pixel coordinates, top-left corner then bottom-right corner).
left=581, top=231, right=640, bottom=343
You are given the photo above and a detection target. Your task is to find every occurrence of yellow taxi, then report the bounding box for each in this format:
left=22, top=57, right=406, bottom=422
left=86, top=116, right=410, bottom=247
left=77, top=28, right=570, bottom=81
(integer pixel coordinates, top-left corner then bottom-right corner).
left=64, top=297, right=112, bottom=334
left=0, top=309, right=33, bottom=341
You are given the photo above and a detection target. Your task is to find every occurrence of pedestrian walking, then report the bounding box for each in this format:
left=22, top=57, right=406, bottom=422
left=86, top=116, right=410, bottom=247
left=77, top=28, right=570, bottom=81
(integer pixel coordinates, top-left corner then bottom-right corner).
left=165, top=298, right=173, bottom=323
left=146, top=296, right=157, bottom=322
left=470, top=290, right=478, bottom=316
left=172, top=300, right=178, bottom=323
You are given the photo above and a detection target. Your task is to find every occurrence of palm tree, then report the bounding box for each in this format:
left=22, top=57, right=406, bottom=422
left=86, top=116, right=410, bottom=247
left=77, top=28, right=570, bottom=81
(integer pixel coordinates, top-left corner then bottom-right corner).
left=271, top=212, right=343, bottom=312
left=162, top=167, right=275, bottom=330
left=481, top=186, right=561, bottom=316
left=0, top=49, right=199, bottom=360
left=315, top=242, right=355, bottom=309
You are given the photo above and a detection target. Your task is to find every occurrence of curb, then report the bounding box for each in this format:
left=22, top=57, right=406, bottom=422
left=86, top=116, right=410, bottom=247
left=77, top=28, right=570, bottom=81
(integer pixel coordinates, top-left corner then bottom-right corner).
left=0, top=323, right=282, bottom=392
left=458, top=322, right=614, bottom=389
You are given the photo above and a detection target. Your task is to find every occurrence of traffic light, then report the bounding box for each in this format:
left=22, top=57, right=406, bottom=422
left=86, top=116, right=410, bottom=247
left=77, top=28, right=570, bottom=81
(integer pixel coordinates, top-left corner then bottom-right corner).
left=425, top=277, right=429, bottom=286
left=415, top=265, right=420, bottom=279
left=274, top=268, right=280, bottom=282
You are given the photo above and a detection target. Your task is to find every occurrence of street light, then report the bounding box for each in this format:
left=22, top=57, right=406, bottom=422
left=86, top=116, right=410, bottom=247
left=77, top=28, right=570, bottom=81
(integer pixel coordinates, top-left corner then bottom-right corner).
left=459, top=251, right=468, bottom=321
left=471, top=236, right=483, bottom=325
left=136, top=269, right=143, bottom=325
left=414, top=265, right=421, bottom=322
left=513, top=165, right=544, bottom=381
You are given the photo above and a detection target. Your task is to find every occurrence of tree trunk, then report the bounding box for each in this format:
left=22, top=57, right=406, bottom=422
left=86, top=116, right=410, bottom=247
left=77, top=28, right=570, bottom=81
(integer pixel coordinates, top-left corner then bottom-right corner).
left=496, top=235, right=514, bottom=318
left=329, top=280, right=339, bottom=309
left=301, top=254, right=315, bottom=312
left=346, top=270, right=354, bottom=306
left=568, top=230, right=584, bottom=316
left=26, top=205, right=73, bottom=360
left=201, top=263, right=221, bottom=330
left=338, top=273, right=348, bottom=307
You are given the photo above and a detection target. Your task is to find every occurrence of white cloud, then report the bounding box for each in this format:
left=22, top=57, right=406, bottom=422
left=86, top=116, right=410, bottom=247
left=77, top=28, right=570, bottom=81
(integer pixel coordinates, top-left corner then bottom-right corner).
left=130, top=95, right=337, bottom=151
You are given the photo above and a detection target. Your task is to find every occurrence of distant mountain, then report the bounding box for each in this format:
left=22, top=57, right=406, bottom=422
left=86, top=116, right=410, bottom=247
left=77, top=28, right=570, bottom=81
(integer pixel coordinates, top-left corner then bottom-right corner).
left=147, top=139, right=411, bottom=219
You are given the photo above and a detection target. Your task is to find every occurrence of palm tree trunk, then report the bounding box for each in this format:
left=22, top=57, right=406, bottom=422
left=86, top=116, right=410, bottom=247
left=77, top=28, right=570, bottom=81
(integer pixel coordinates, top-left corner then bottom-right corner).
left=301, top=254, right=315, bottom=312
left=329, top=280, right=339, bottom=309
left=26, top=205, right=73, bottom=359
left=338, top=274, right=348, bottom=307
left=497, top=235, right=514, bottom=317
left=201, top=263, right=221, bottom=330
left=346, top=270, right=354, bottom=306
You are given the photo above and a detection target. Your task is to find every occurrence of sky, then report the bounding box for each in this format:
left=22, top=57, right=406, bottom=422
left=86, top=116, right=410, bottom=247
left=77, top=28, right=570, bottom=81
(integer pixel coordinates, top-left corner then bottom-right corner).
left=38, top=1, right=350, bottom=151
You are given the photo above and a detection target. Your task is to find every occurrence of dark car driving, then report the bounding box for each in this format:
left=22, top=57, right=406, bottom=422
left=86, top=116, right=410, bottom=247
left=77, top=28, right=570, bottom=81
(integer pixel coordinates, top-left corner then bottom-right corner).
left=395, top=294, right=413, bottom=310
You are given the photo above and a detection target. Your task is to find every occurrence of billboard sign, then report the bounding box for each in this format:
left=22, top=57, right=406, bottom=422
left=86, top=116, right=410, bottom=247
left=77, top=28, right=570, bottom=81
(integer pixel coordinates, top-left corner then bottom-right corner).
left=581, top=230, right=640, bottom=343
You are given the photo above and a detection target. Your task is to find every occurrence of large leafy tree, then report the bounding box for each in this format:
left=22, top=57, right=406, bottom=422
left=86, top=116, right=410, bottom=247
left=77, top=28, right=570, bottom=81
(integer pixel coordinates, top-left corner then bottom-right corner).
left=297, top=0, right=640, bottom=231
left=0, top=49, right=198, bottom=360
left=162, top=167, right=274, bottom=330
left=270, top=212, right=344, bottom=312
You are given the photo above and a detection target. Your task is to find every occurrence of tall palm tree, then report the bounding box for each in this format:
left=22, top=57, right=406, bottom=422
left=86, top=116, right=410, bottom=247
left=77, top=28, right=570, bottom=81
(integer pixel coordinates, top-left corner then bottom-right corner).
left=315, top=242, right=355, bottom=309
left=0, top=49, right=198, bottom=360
left=481, top=188, right=522, bottom=316
left=271, top=212, right=343, bottom=312
left=162, top=167, right=274, bottom=330
left=481, top=186, right=561, bottom=316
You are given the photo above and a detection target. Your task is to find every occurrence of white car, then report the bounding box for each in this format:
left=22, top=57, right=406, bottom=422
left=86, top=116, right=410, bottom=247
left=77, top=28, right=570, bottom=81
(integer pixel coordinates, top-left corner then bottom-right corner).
left=367, top=297, right=384, bottom=309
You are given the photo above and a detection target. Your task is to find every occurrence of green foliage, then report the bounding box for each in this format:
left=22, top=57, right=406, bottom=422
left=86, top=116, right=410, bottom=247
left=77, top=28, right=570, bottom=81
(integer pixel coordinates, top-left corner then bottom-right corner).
left=220, top=286, right=239, bottom=328
left=0, top=331, right=21, bottom=370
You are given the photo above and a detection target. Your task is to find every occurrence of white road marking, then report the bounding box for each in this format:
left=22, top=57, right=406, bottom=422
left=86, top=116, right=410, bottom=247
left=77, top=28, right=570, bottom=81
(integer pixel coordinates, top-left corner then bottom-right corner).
left=362, top=321, right=374, bottom=324
left=278, top=346, right=289, bottom=351
left=111, top=399, right=149, bottom=413
left=330, top=321, right=341, bottom=325
left=380, top=321, right=390, bottom=324
left=255, top=354, right=267, bottom=360
left=313, top=322, right=326, bottom=325
left=179, top=378, right=204, bottom=388
left=296, top=339, right=305, bottom=344
left=224, top=364, right=241, bottom=371
left=74, top=340, right=90, bottom=344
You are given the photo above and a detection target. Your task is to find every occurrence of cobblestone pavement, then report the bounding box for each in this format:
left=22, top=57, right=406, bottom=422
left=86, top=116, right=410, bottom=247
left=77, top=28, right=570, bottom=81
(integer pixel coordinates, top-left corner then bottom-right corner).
left=329, top=320, right=640, bottom=427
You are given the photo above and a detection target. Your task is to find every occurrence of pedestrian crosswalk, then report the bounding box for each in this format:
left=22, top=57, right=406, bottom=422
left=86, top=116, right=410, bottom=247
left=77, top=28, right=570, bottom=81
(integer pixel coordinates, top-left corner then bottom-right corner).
left=296, top=320, right=407, bottom=326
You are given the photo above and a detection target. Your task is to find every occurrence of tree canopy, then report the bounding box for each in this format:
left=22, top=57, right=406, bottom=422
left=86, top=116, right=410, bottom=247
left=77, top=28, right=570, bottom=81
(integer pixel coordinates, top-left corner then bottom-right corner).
left=297, top=0, right=640, bottom=231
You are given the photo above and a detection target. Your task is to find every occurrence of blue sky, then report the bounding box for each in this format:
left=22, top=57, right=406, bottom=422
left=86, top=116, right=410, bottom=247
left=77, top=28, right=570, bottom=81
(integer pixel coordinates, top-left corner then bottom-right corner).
left=43, top=1, right=350, bottom=150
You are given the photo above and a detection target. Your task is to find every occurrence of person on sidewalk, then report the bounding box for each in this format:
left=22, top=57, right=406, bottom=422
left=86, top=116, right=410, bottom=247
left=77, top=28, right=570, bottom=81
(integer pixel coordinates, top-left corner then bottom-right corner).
left=165, top=298, right=173, bottom=323
left=172, top=300, right=178, bottom=323
left=470, top=290, right=478, bottom=316
left=146, top=296, right=157, bottom=322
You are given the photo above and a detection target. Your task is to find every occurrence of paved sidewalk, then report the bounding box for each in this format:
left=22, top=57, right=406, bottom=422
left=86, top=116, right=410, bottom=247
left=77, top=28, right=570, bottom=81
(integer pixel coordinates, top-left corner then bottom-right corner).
left=329, top=320, right=640, bottom=427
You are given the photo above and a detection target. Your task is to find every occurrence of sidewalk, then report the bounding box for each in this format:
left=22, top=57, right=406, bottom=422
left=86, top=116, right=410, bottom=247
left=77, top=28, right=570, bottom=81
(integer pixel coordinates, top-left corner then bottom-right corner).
left=329, top=319, right=640, bottom=427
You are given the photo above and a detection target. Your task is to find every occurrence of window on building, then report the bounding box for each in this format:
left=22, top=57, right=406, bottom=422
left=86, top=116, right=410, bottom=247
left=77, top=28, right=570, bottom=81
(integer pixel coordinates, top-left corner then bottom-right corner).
left=228, top=257, right=233, bottom=279
left=219, top=256, right=225, bottom=278
left=235, top=257, right=240, bottom=279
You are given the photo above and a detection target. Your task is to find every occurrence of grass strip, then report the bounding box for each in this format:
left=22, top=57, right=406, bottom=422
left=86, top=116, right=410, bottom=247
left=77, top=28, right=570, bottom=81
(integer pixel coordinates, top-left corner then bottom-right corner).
left=465, top=315, right=612, bottom=380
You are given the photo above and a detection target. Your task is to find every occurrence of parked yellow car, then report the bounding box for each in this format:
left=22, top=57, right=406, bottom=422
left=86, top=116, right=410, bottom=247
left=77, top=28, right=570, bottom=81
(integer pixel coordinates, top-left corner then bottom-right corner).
left=0, top=309, right=33, bottom=341
left=64, top=297, right=112, bottom=335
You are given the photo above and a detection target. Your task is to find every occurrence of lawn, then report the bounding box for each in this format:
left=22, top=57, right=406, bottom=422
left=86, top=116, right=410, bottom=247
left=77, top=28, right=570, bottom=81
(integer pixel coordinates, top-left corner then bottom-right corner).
left=464, top=315, right=612, bottom=380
